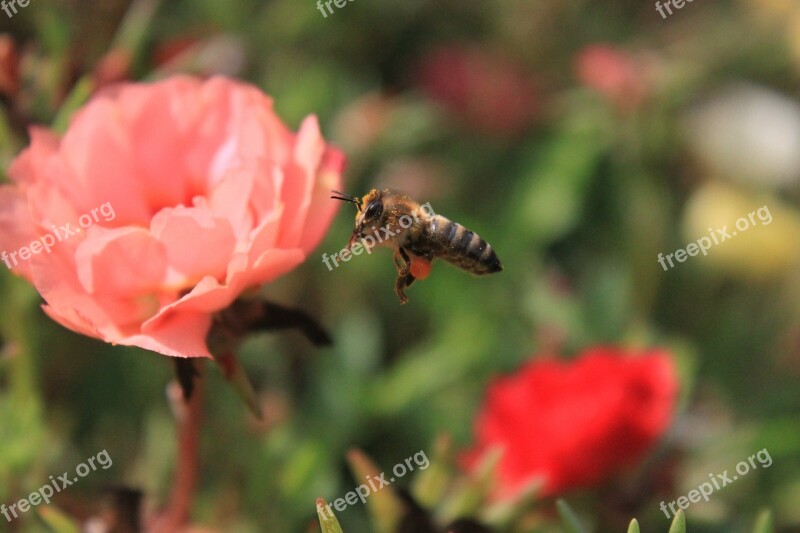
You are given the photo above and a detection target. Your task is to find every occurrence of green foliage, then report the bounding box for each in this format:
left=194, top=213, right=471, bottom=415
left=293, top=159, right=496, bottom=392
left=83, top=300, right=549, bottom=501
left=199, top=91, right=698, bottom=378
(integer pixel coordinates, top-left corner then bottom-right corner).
left=317, top=498, right=345, bottom=533
left=752, top=509, right=775, bottom=533
left=669, top=511, right=686, bottom=533
left=37, top=507, right=81, bottom=533
left=2, top=0, right=799, bottom=531
left=557, top=499, right=588, bottom=533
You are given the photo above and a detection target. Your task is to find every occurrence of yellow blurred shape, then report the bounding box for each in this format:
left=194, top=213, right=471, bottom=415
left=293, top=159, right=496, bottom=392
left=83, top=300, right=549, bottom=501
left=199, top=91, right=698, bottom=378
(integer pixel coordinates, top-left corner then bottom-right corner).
left=682, top=182, right=800, bottom=279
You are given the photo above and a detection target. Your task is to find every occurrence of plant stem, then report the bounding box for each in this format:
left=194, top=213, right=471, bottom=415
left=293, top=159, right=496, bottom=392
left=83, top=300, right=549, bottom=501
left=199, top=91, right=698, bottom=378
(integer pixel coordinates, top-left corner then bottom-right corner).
left=155, top=365, right=204, bottom=532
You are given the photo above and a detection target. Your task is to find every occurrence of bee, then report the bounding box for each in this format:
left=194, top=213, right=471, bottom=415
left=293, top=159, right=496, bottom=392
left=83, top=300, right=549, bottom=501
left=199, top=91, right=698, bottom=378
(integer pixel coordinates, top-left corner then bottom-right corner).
left=331, top=188, right=502, bottom=304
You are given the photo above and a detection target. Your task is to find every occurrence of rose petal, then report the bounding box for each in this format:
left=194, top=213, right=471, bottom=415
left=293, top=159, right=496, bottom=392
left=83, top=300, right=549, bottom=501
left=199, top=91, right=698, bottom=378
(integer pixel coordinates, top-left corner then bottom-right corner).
left=74, top=226, right=168, bottom=296
left=150, top=205, right=236, bottom=286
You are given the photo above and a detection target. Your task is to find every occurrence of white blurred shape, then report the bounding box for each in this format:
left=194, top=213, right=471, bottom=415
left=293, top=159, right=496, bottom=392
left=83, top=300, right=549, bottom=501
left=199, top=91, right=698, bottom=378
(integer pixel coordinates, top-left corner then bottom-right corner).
left=685, top=83, right=800, bottom=188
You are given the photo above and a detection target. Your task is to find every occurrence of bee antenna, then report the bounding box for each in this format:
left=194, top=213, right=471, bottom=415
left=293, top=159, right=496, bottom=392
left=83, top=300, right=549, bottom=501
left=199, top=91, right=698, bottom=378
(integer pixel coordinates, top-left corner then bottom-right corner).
left=330, top=190, right=362, bottom=208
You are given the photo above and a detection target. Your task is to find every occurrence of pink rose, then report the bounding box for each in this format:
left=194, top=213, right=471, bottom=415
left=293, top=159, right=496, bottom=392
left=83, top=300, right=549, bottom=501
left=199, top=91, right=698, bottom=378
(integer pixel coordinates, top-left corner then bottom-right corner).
left=0, top=76, right=345, bottom=358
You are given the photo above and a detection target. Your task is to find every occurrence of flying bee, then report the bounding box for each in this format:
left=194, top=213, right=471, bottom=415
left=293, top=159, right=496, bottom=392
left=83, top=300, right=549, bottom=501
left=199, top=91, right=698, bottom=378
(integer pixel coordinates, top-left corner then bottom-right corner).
left=330, top=188, right=502, bottom=304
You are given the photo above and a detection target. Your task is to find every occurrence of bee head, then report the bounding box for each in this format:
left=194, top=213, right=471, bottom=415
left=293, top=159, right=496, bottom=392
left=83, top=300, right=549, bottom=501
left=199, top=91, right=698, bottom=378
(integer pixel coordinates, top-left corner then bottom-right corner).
left=356, top=189, right=384, bottom=227
left=331, top=189, right=385, bottom=238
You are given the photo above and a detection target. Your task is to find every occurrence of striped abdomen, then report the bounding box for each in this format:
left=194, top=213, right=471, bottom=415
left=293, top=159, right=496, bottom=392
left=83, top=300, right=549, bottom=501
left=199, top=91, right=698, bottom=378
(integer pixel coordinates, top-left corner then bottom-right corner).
left=416, top=215, right=502, bottom=275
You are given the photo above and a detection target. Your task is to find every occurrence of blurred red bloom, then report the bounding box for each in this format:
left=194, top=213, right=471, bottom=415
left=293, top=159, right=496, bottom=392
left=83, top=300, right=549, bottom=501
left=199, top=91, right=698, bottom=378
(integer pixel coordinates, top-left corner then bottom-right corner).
left=575, top=44, right=648, bottom=110
left=415, top=45, right=538, bottom=136
left=462, top=347, right=678, bottom=499
left=0, top=35, right=19, bottom=97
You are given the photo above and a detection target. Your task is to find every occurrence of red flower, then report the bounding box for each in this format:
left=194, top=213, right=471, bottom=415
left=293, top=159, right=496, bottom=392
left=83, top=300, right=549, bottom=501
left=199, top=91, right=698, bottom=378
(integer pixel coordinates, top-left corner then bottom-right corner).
left=462, top=347, right=678, bottom=499
left=415, top=45, right=538, bottom=136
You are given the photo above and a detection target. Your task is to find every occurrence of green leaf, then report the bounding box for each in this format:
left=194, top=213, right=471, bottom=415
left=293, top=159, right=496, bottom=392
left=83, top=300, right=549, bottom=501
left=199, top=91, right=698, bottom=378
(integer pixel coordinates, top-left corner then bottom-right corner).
left=483, top=480, right=540, bottom=529
left=556, top=499, right=587, bottom=533
left=441, top=446, right=502, bottom=521
left=215, top=351, right=263, bottom=419
left=668, top=510, right=686, bottom=533
left=52, top=77, right=93, bottom=133
left=316, top=498, right=345, bottom=533
left=510, top=102, right=612, bottom=246
left=0, top=106, right=21, bottom=173
left=37, top=506, right=81, bottom=533
left=346, top=449, right=403, bottom=533
left=369, top=313, right=493, bottom=415
left=0, top=274, right=45, bottom=502
left=52, top=0, right=164, bottom=132
left=752, top=509, right=774, bottom=533
left=627, top=518, right=640, bottom=533
left=411, top=434, right=452, bottom=509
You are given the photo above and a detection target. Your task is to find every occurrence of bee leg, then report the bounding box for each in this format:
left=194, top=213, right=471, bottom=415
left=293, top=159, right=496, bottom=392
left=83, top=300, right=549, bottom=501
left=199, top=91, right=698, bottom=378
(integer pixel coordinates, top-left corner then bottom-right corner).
left=395, top=275, right=411, bottom=304
left=394, top=248, right=415, bottom=304
left=393, top=248, right=408, bottom=272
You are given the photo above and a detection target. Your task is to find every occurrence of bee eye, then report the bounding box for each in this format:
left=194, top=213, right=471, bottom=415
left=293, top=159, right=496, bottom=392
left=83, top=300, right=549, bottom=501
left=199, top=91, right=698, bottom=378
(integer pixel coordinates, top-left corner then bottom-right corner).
left=364, top=201, right=383, bottom=220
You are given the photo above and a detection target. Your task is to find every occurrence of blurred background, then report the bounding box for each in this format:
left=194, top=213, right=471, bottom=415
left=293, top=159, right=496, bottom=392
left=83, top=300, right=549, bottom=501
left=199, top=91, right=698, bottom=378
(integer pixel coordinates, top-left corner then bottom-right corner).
left=1, top=0, right=800, bottom=531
